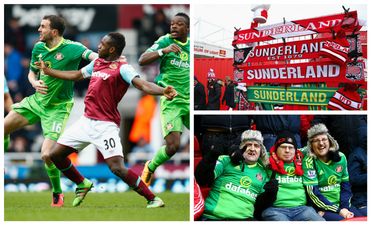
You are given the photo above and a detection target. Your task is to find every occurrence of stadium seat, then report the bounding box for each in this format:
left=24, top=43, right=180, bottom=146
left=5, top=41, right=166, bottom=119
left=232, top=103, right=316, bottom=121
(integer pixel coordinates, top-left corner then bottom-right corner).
left=342, top=216, right=367, bottom=221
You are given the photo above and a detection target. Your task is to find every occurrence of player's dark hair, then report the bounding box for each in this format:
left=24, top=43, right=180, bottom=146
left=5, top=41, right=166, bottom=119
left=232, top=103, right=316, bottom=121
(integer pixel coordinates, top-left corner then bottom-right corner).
left=43, top=15, right=65, bottom=36
left=175, top=12, right=189, bottom=27
left=107, top=32, right=126, bottom=55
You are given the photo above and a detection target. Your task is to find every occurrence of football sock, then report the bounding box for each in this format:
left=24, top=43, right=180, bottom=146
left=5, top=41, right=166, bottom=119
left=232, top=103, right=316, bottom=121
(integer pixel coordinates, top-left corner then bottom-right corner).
left=44, top=163, right=62, bottom=194
left=4, top=135, right=10, bottom=151
left=77, top=178, right=92, bottom=188
left=148, top=145, right=171, bottom=172
left=54, top=157, right=84, bottom=185
left=126, top=169, right=155, bottom=201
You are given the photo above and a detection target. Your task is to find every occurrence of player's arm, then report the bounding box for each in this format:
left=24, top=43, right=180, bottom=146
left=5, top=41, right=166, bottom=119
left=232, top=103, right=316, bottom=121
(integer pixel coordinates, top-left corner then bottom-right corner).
left=36, top=60, right=84, bottom=81
left=138, top=43, right=182, bottom=66
left=132, top=77, right=177, bottom=100
left=88, top=52, right=98, bottom=61
left=28, top=70, right=48, bottom=95
left=4, top=79, right=14, bottom=112
left=4, top=93, right=13, bottom=113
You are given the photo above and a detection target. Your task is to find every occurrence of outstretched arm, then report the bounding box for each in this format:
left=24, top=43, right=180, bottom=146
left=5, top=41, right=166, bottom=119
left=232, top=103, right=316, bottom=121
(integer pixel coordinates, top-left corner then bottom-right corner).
left=138, top=43, right=182, bottom=66
left=35, top=60, right=84, bottom=81
left=132, top=77, right=177, bottom=100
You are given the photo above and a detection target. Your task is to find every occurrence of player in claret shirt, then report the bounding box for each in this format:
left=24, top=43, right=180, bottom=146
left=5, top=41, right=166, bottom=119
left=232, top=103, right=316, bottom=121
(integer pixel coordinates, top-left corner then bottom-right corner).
left=138, top=13, right=190, bottom=187
left=37, top=32, right=177, bottom=208
left=4, top=15, right=97, bottom=207
left=302, top=123, right=363, bottom=220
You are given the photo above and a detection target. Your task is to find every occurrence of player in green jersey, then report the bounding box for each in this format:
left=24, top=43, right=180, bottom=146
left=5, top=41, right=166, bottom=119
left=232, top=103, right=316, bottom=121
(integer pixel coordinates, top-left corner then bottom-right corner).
left=195, top=130, right=278, bottom=220
left=303, top=123, right=363, bottom=220
left=138, top=12, right=190, bottom=186
left=4, top=15, right=97, bottom=207
left=262, top=131, right=324, bottom=221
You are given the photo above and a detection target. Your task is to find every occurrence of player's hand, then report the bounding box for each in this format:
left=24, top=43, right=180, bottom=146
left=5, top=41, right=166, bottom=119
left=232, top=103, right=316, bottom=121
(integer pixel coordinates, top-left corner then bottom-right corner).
left=34, top=60, right=47, bottom=71
left=229, top=144, right=244, bottom=165
left=31, top=79, right=48, bottom=95
left=163, top=86, right=177, bottom=100
left=204, top=135, right=225, bottom=163
left=163, top=44, right=182, bottom=54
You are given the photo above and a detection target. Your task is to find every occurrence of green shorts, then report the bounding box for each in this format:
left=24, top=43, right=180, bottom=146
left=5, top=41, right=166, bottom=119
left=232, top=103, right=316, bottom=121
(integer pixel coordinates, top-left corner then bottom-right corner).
left=12, top=94, right=73, bottom=141
left=160, top=96, right=190, bottom=138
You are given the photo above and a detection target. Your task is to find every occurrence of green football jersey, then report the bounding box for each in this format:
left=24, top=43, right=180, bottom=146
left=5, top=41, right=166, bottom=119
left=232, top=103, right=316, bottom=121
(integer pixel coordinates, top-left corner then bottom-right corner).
left=147, top=34, right=190, bottom=99
left=29, top=38, right=92, bottom=106
left=302, top=153, right=349, bottom=206
left=270, top=163, right=307, bottom=207
left=204, top=156, right=269, bottom=220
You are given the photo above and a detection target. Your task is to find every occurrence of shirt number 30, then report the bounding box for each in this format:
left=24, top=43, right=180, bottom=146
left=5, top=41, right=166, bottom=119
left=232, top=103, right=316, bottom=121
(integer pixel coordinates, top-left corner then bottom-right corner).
left=104, top=138, right=116, bottom=150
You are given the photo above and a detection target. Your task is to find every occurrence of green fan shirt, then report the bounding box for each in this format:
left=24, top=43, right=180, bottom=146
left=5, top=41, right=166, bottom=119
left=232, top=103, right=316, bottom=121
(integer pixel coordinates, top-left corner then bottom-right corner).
left=270, top=163, right=307, bottom=208
left=302, top=152, right=349, bottom=206
left=204, top=156, right=269, bottom=220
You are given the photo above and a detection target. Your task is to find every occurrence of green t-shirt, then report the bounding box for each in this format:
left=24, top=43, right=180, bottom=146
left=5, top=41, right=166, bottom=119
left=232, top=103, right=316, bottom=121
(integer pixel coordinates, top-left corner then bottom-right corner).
left=147, top=34, right=190, bottom=99
left=302, top=152, right=349, bottom=206
left=270, top=163, right=307, bottom=207
left=204, top=156, right=269, bottom=220
left=29, top=38, right=92, bottom=106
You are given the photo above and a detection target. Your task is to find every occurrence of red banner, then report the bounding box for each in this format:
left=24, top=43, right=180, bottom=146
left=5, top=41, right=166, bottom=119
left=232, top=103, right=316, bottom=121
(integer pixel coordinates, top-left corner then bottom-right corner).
left=233, top=11, right=357, bottom=45
left=239, top=61, right=366, bottom=84
left=246, top=38, right=327, bottom=62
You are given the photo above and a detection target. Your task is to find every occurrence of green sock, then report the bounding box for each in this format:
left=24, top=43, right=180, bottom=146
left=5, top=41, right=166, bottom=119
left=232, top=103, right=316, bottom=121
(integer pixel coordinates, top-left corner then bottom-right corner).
left=148, top=145, right=171, bottom=172
left=77, top=178, right=91, bottom=188
left=44, top=163, right=62, bottom=194
left=4, top=135, right=10, bottom=151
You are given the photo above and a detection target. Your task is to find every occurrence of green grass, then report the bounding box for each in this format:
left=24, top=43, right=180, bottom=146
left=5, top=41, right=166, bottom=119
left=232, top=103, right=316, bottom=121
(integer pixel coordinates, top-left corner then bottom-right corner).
left=5, top=191, right=189, bottom=221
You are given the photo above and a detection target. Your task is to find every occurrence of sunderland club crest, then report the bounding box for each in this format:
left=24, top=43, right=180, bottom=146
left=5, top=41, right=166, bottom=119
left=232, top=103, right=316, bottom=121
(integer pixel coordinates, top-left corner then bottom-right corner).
left=54, top=52, right=64, bottom=61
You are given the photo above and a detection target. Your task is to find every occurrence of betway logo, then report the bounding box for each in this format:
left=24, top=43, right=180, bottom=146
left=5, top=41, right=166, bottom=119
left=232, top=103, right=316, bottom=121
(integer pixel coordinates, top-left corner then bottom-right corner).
left=225, top=182, right=257, bottom=199
left=12, top=5, right=95, bottom=32
left=92, top=71, right=111, bottom=80
left=170, top=59, right=190, bottom=68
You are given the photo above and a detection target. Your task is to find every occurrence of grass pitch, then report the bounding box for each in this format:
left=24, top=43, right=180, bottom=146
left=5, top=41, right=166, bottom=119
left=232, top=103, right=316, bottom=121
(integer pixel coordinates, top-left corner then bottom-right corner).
left=5, top=191, right=189, bottom=221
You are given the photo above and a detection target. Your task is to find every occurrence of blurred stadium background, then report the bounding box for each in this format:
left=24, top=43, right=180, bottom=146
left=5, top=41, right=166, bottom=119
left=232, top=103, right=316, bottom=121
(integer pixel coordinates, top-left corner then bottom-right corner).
left=4, top=4, right=190, bottom=195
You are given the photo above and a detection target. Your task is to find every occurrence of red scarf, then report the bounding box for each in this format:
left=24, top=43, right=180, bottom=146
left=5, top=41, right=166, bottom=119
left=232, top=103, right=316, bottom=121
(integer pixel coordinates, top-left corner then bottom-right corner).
left=269, top=146, right=304, bottom=176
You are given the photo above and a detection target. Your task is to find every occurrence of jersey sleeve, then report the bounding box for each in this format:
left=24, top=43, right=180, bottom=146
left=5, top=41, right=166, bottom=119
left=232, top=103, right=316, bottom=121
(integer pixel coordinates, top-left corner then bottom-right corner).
left=70, top=40, right=92, bottom=61
left=302, top=156, right=319, bottom=186
left=66, top=40, right=92, bottom=61
left=81, top=59, right=95, bottom=78
left=303, top=156, right=340, bottom=213
left=81, top=48, right=94, bottom=61
left=119, top=64, right=140, bottom=85
left=214, top=156, right=228, bottom=179
left=146, top=35, right=169, bottom=52
left=339, top=153, right=350, bottom=182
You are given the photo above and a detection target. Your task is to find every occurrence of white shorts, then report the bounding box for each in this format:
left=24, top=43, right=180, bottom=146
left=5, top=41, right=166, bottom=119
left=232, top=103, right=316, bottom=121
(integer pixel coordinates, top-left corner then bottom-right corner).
left=58, top=116, right=124, bottom=159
